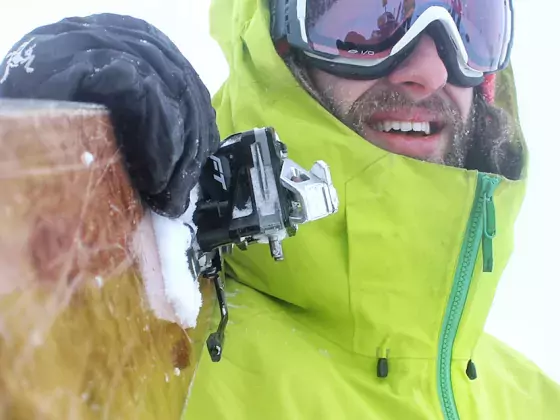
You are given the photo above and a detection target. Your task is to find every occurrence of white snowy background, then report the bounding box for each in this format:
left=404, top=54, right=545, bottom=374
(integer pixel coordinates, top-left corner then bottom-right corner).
left=1, top=0, right=558, bottom=383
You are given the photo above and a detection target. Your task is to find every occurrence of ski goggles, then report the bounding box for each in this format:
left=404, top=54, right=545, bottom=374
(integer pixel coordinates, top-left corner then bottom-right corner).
left=270, top=0, right=514, bottom=87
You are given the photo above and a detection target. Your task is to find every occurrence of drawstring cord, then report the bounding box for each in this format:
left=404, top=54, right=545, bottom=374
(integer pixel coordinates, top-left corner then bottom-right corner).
left=376, top=348, right=390, bottom=378
left=466, top=359, right=478, bottom=380
left=374, top=348, right=477, bottom=381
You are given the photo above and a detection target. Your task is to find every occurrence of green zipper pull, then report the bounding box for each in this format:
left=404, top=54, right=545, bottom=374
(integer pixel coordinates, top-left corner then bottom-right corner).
left=482, top=176, right=500, bottom=273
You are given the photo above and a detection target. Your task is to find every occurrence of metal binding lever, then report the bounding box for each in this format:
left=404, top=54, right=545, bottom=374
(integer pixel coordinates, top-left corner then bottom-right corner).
left=206, top=272, right=228, bottom=362
left=202, top=252, right=229, bottom=362
left=192, top=127, right=339, bottom=362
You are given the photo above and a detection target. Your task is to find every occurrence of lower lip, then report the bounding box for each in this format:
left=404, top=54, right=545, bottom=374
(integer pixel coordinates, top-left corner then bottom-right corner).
left=364, top=126, right=442, bottom=159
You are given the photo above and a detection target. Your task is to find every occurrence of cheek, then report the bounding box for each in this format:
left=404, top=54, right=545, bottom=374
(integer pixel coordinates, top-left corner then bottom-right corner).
left=332, top=81, right=377, bottom=112
left=309, top=70, right=378, bottom=113
left=326, top=79, right=381, bottom=115
left=447, top=86, right=474, bottom=121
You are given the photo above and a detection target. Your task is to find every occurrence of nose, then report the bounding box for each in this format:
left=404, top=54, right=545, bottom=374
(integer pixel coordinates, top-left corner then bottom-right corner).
left=386, top=34, right=448, bottom=100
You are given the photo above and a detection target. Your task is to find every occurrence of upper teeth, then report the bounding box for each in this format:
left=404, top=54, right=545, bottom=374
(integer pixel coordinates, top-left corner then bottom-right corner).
left=376, top=121, right=431, bottom=135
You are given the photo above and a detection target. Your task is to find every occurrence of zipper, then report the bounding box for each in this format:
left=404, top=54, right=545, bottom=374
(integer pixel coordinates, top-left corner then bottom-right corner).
left=436, top=173, right=501, bottom=420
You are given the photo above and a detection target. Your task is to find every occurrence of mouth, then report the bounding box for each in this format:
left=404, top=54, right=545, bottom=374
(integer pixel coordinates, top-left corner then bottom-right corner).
left=371, top=120, right=445, bottom=137
left=364, top=114, right=447, bottom=159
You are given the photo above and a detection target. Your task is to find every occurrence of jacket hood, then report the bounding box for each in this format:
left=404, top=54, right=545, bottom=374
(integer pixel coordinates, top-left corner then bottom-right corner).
left=208, top=0, right=528, bottom=362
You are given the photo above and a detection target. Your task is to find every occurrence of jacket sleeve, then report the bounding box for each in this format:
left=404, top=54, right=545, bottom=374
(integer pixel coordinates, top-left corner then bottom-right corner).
left=0, top=13, right=220, bottom=218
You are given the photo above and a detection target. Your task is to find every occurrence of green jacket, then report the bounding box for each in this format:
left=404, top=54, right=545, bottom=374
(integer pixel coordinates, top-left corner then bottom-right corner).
left=184, top=1, right=560, bottom=418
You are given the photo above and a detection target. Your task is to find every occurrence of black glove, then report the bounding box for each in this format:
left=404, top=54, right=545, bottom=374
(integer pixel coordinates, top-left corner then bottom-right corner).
left=0, top=13, right=220, bottom=218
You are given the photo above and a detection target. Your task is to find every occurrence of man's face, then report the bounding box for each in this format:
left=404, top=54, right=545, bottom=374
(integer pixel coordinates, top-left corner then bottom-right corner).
left=308, top=35, right=475, bottom=167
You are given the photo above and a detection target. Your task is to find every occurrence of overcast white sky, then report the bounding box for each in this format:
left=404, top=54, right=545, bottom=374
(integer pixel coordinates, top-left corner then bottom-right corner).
left=1, top=0, right=558, bottom=383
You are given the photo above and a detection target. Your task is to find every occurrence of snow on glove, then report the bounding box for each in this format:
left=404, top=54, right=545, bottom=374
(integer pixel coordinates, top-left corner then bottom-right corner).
left=0, top=13, right=220, bottom=218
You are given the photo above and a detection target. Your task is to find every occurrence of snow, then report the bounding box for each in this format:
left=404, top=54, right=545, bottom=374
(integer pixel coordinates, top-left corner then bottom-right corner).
left=131, top=184, right=201, bottom=329
left=220, top=133, right=242, bottom=147
left=81, top=151, right=95, bottom=166
left=233, top=198, right=253, bottom=218
left=29, top=330, right=43, bottom=347
left=149, top=184, right=201, bottom=329
left=94, top=275, right=104, bottom=288
left=178, top=183, right=200, bottom=233
left=319, top=349, right=330, bottom=358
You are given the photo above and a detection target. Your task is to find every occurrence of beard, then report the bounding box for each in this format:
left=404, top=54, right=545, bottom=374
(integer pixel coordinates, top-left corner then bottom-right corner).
left=319, top=84, right=477, bottom=168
